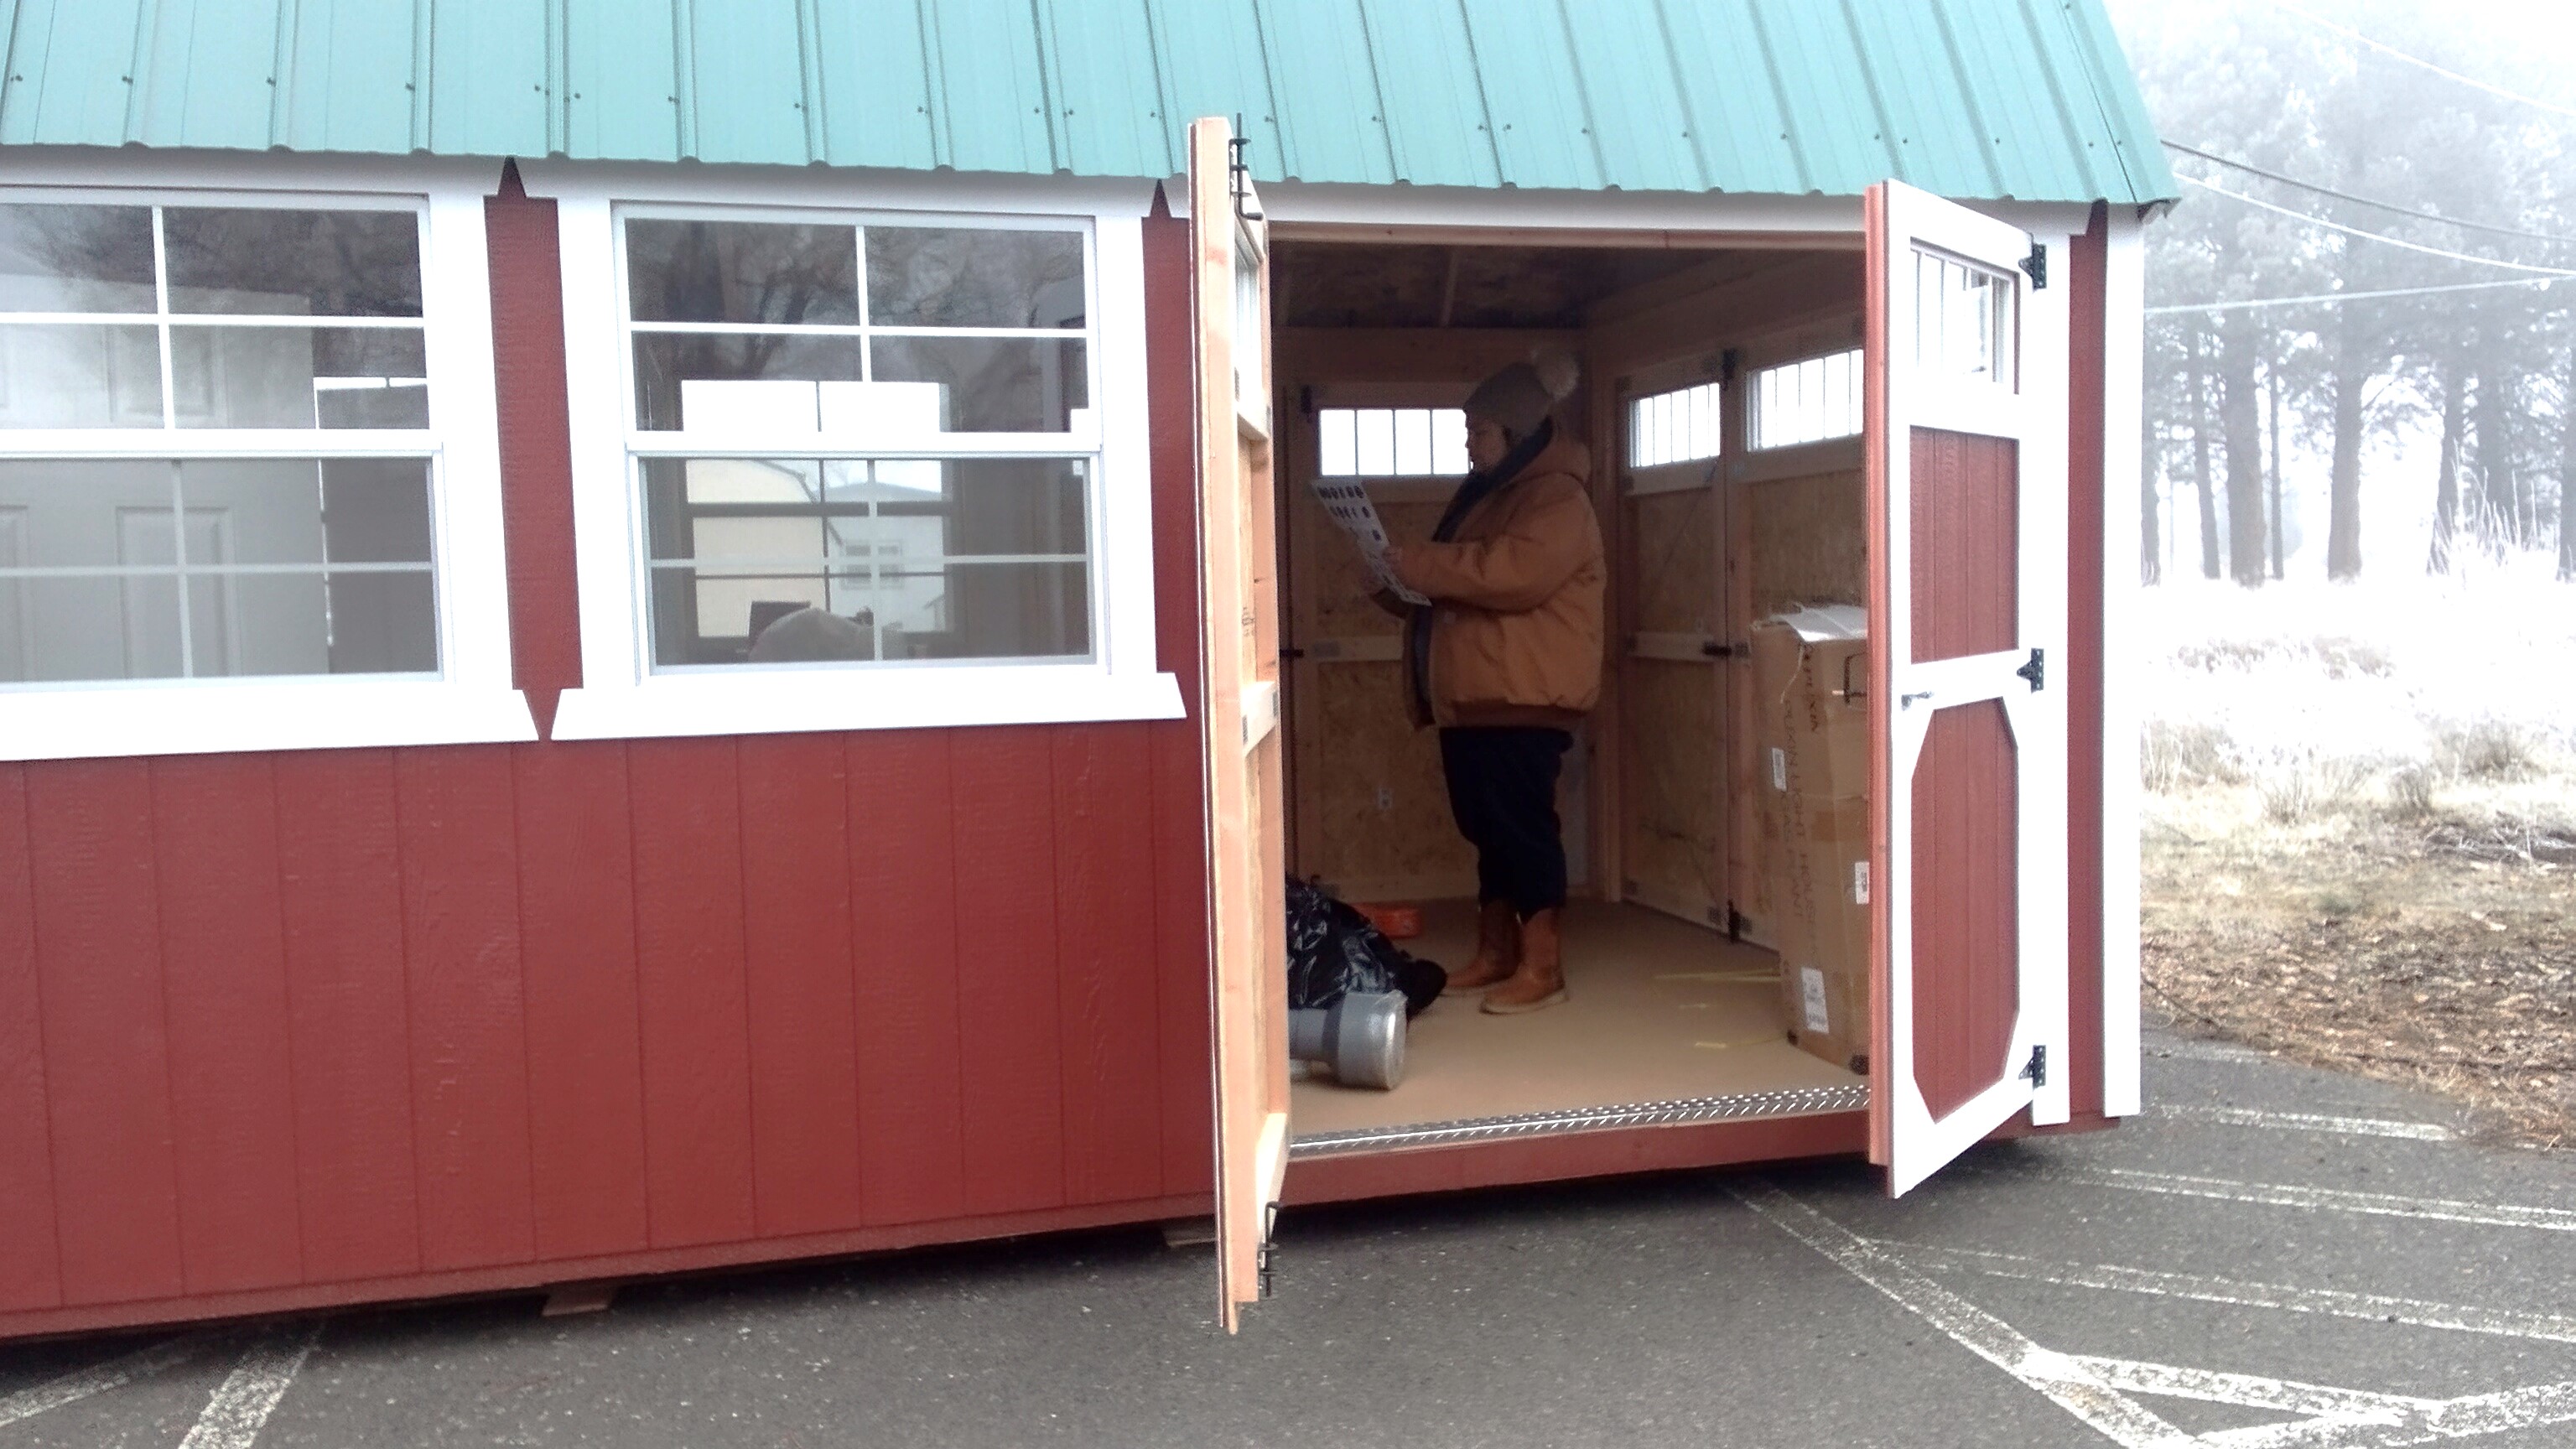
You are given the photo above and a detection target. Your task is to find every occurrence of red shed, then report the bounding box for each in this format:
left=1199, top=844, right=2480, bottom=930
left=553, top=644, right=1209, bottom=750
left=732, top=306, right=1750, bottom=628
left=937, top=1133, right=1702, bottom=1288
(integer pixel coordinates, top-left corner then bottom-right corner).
left=0, top=0, right=2175, bottom=1337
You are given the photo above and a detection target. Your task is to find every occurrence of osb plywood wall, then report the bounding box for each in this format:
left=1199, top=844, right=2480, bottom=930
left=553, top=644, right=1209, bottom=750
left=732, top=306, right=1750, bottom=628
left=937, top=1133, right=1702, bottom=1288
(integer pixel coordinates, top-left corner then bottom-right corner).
left=1748, top=468, right=1866, bottom=615
left=1628, top=486, right=1719, bottom=636
left=1299, top=661, right=1476, bottom=898
left=1621, top=658, right=1720, bottom=917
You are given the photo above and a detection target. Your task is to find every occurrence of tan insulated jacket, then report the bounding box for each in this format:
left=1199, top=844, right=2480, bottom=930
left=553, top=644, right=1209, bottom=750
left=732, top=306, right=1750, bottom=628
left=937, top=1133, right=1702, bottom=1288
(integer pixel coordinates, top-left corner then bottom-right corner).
left=1390, top=431, right=1606, bottom=730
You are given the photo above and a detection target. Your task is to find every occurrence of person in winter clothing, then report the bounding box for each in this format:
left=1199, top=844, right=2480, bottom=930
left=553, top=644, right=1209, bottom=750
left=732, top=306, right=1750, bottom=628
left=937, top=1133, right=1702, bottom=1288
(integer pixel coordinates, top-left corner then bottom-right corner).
left=1379, top=351, right=1603, bottom=1015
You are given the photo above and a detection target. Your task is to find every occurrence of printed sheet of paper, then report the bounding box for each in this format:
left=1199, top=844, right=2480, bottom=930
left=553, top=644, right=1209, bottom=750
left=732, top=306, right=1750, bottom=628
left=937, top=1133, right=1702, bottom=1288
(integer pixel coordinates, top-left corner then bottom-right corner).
left=1308, top=478, right=1430, bottom=605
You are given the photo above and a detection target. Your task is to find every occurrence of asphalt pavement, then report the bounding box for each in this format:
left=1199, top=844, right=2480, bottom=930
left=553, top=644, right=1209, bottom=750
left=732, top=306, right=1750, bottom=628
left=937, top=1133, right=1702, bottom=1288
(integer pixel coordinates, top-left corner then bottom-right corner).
left=5, top=1028, right=2573, bottom=1448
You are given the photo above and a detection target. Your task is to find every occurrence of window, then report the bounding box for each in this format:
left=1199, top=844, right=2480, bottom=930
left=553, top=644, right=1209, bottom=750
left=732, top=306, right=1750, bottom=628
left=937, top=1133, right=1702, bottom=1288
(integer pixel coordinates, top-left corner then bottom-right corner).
left=1317, top=408, right=1469, bottom=477
left=1628, top=382, right=1722, bottom=468
left=1750, top=349, right=1862, bottom=451
left=0, top=179, right=524, bottom=761
left=548, top=190, right=1175, bottom=740
left=1913, top=249, right=2014, bottom=386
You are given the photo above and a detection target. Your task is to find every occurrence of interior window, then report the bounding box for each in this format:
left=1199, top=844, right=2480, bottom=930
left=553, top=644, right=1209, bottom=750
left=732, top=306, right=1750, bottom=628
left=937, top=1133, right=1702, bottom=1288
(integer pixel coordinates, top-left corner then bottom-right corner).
left=0, top=201, right=439, bottom=685
left=620, top=214, right=1098, bottom=667
left=1316, top=408, right=1468, bottom=477
left=1749, top=348, right=1862, bottom=450
left=1628, top=381, right=1722, bottom=468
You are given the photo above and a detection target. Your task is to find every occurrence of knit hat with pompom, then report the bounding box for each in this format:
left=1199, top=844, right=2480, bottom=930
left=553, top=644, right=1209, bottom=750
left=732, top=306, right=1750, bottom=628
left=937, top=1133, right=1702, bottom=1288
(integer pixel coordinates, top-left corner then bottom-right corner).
left=1462, top=348, right=1581, bottom=439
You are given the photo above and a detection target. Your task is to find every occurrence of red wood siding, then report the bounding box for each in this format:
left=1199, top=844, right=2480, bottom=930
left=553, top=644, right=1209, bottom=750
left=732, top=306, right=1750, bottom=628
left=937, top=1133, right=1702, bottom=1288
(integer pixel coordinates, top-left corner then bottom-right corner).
left=1909, top=429, right=2019, bottom=663
left=2065, top=205, right=2111, bottom=1119
left=0, top=184, right=1216, bottom=1339
left=1910, top=701, right=2022, bottom=1119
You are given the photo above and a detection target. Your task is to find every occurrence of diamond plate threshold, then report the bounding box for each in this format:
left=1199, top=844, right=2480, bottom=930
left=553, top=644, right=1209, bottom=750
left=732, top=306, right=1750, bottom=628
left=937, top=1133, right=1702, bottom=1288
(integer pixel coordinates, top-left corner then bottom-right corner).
left=1288, top=1083, right=1871, bottom=1158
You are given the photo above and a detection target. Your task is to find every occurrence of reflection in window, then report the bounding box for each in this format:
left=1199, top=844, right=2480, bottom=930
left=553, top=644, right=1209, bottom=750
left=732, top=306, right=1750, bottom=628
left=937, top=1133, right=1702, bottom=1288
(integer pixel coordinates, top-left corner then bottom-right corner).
left=1750, top=349, right=1862, bottom=450
left=1628, top=382, right=1721, bottom=468
left=1317, top=408, right=1469, bottom=477
left=641, top=457, right=1090, bottom=667
left=1914, top=250, right=2013, bottom=387
left=0, top=458, right=437, bottom=683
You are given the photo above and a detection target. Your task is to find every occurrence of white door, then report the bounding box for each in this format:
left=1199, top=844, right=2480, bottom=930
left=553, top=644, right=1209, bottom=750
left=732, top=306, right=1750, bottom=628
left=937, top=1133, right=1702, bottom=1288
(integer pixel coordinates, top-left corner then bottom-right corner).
left=1187, top=116, right=1289, bottom=1332
left=1867, top=180, right=2071, bottom=1196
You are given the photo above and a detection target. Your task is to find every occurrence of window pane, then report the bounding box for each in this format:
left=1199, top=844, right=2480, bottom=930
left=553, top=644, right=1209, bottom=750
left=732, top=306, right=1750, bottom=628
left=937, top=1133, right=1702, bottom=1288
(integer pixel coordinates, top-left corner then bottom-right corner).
left=1319, top=408, right=1358, bottom=476
left=163, top=208, right=423, bottom=317
left=176, top=459, right=432, bottom=567
left=869, top=336, right=1087, bottom=433
left=626, top=220, right=858, bottom=325
left=5, top=574, right=181, bottom=682
left=639, top=456, right=1090, bottom=667
left=170, top=326, right=429, bottom=429
left=865, top=226, right=1084, bottom=328
left=1750, top=350, right=1862, bottom=450
left=0, top=205, right=156, bottom=312
left=632, top=334, right=863, bottom=431
left=0, top=324, right=164, bottom=427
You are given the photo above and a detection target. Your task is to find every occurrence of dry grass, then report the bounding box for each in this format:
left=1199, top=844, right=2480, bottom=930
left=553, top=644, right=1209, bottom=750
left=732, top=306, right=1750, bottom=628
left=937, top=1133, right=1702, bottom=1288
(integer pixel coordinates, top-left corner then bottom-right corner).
left=2142, top=778, right=2576, bottom=1148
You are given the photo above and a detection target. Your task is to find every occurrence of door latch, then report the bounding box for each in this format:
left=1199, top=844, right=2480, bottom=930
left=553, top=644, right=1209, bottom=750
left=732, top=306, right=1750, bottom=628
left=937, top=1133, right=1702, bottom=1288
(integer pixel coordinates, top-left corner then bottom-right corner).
left=1228, top=126, right=1265, bottom=221
left=1257, top=1202, right=1280, bottom=1300
left=2018, top=1044, right=2048, bottom=1088
left=2016, top=647, right=2045, bottom=692
left=1900, top=690, right=1934, bottom=709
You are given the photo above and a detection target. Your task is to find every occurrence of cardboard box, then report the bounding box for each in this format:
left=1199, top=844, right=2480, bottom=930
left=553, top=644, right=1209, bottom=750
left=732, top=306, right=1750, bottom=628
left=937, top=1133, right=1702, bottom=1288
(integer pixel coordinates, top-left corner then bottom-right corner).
left=1751, top=606, right=1872, bottom=1074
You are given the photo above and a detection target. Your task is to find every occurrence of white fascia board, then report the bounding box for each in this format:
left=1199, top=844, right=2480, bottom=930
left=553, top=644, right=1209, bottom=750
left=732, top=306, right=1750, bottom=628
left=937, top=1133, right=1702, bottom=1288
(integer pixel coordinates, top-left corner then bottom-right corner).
left=2100, top=209, right=2148, bottom=1119
left=517, top=159, right=1158, bottom=218
left=1255, top=181, right=1863, bottom=236
left=0, top=147, right=506, bottom=195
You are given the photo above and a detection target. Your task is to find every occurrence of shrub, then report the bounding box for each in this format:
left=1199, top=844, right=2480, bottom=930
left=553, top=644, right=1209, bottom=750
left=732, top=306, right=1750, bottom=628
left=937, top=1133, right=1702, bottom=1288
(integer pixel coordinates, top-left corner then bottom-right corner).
left=2434, top=719, right=2534, bottom=781
left=2143, top=719, right=2243, bottom=792
left=2386, top=765, right=2438, bottom=820
left=2257, top=751, right=2371, bottom=824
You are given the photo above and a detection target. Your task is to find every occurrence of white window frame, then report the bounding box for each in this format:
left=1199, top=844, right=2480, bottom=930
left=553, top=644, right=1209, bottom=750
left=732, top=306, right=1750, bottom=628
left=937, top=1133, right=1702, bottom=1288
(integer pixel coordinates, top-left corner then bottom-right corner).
left=532, top=166, right=1177, bottom=740
left=0, top=154, right=531, bottom=761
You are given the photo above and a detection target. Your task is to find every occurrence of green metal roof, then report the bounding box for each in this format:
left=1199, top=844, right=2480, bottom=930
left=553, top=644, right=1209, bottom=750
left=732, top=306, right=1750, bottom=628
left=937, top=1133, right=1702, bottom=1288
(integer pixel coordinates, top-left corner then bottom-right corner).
left=0, top=0, right=2177, bottom=205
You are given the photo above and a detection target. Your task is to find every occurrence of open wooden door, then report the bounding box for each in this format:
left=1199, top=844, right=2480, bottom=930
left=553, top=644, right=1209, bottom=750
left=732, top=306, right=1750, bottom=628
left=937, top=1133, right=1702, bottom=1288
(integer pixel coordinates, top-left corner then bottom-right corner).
left=1188, top=117, right=1289, bottom=1331
left=1866, top=180, right=2071, bottom=1197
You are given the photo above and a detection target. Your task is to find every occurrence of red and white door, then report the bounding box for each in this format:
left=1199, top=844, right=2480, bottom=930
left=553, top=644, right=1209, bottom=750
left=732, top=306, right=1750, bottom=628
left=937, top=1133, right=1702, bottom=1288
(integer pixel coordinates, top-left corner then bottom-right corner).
left=1866, top=181, right=2071, bottom=1195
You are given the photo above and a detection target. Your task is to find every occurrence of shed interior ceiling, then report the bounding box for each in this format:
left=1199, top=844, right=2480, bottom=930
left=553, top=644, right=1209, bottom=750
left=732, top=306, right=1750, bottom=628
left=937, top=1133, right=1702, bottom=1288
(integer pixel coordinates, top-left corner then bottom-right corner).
left=1274, top=242, right=1779, bottom=330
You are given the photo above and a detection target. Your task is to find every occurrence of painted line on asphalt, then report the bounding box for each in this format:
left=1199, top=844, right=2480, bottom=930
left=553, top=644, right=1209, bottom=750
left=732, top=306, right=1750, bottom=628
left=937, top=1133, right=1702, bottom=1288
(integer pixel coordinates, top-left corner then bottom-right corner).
left=177, top=1323, right=320, bottom=1449
left=1971, top=1163, right=2576, bottom=1232
left=2067, top=1354, right=2431, bottom=1420
left=1888, top=1240, right=2576, bottom=1344
left=2147, top=1039, right=2274, bottom=1063
left=2152, top=1105, right=2457, bottom=1141
left=0, top=1332, right=212, bottom=1428
left=1730, top=1178, right=2194, bottom=1448
left=2205, top=1379, right=2576, bottom=1448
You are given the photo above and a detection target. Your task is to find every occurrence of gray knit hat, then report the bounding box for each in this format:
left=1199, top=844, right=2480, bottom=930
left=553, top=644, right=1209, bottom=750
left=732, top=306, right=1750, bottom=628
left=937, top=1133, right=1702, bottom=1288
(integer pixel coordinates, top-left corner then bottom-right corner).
left=1462, top=349, right=1581, bottom=438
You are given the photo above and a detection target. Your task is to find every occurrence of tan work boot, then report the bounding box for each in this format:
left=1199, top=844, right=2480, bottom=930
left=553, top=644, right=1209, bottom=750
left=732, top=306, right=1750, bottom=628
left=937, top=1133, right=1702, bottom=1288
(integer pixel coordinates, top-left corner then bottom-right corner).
left=1481, top=908, right=1567, bottom=1014
left=1441, top=898, right=1522, bottom=995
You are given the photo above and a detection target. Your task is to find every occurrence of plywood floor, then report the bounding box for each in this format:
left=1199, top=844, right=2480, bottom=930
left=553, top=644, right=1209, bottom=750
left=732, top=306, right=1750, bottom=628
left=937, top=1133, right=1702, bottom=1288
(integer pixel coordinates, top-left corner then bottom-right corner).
left=1288, top=899, right=1865, bottom=1136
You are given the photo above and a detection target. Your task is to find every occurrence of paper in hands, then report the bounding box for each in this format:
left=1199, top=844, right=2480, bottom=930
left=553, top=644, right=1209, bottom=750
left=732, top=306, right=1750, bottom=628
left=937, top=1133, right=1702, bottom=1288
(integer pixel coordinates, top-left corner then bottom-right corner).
left=1309, top=477, right=1431, bottom=606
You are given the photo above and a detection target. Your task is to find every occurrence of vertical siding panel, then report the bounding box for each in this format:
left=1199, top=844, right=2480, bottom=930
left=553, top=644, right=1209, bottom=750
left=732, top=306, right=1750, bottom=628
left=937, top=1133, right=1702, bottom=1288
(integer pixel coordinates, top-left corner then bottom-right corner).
left=27, top=761, right=184, bottom=1304
left=277, top=750, right=422, bottom=1282
left=150, top=756, right=303, bottom=1295
left=949, top=727, right=1066, bottom=1216
left=739, top=735, right=863, bottom=1236
left=1052, top=724, right=1164, bottom=1205
left=395, top=747, right=537, bottom=1271
left=1142, top=199, right=1213, bottom=1200
left=516, top=742, right=651, bottom=1258
left=0, top=765, right=63, bottom=1311
left=629, top=737, right=757, bottom=1247
left=2066, top=206, right=2110, bottom=1117
left=848, top=730, right=966, bottom=1227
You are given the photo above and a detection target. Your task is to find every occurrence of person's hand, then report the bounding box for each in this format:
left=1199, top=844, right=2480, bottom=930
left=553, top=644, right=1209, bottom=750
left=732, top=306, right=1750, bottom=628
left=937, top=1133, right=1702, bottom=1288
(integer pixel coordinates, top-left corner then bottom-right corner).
left=1380, top=543, right=1403, bottom=570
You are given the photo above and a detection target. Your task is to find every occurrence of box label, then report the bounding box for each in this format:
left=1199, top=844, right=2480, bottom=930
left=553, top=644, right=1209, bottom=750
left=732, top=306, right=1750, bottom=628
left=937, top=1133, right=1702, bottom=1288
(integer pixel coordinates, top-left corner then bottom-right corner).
left=1852, top=860, right=1870, bottom=905
left=1800, top=966, right=1830, bottom=1033
left=1770, top=747, right=1788, bottom=792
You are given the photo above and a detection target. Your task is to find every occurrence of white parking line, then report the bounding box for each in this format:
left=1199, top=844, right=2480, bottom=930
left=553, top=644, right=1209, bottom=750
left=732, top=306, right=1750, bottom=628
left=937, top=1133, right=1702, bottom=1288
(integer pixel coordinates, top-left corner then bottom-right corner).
left=176, top=1324, right=320, bottom=1449
left=2153, top=1105, right=2457, bottom=1142
left=1888, top=1240, right=2576, bottom=1344
left=0, top=1333, right=212, bottom=1428
left=1976, top=1164, right=2576, bottom=1232
left=2069, top=1355, right=2432, bottom=1420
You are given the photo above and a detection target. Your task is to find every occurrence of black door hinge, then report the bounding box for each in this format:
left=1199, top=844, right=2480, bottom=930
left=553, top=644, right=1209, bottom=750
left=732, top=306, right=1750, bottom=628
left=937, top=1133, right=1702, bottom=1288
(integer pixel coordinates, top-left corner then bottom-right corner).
left=1719, top=347, right=1742, bottom=384
left=1299, top=384, right=1314, bottom=417
left=2018, top=1044, right=2048, bottom=1088
left=2020, top=242, right=2047, bottom=290
left=2016, top=647, right=2045, bottom=692
left=1701, top=639, right=1749, bottom=660
left=1228, top=125, right=1264, bottom=221
left=1726, top=902, right=1748, bottom=942
left=1256, top=1202, right=1280, bottom=1300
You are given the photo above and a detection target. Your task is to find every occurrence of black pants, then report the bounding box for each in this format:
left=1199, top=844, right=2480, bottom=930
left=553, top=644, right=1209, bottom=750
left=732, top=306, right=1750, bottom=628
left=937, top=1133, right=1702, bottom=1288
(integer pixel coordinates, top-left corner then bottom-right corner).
left=1438, top=726, right=1573, bottom=918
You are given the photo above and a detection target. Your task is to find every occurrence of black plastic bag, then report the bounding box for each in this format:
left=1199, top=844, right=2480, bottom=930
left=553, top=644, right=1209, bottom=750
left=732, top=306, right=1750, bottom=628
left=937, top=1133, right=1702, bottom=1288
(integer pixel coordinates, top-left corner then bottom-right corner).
left=1285, top=878, right=1446, bottom=1016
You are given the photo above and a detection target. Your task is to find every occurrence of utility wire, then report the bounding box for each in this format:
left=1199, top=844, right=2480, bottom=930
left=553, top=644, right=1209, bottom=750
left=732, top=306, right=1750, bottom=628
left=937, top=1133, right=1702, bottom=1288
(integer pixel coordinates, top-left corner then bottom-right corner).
left=2162, top=141, right=2576, bottom=247
left=2147, top=275, right=2564, bottom=316
left=2271, top=0, right=2576, bottom=120
left=2179, top=175, right=2576, bottom=277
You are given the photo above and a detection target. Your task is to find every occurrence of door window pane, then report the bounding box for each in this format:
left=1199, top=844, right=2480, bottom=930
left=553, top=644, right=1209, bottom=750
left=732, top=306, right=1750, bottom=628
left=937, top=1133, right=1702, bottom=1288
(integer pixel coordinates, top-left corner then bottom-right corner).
left=626, top=220, right=859, bottom=325
left=865, top=226, right=1083, bottom=328
left=1912, top=250, right=2013, bottom=387
left=162, top=208, right=423, bottom=316
left=0, top=205, right=156, bottom=312
left=1628, top=381, right=1723, bottom=467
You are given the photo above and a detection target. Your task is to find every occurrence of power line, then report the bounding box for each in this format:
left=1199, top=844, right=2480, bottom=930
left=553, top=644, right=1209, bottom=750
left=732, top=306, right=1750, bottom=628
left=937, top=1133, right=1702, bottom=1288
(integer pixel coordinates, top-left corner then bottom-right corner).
left=2146, top=275, right=2565, bottom=316
left=2161, top=141, right=2576, bottom=247
left=2271, top=0, right=2576, bottom=120
left=2179, top=175, right=2576, bottom=277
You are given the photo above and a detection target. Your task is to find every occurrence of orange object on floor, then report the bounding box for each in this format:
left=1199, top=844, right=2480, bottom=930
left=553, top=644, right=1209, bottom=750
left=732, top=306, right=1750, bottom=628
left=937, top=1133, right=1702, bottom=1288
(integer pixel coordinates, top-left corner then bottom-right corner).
left=1353, top=902, right=1423, bottom=939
